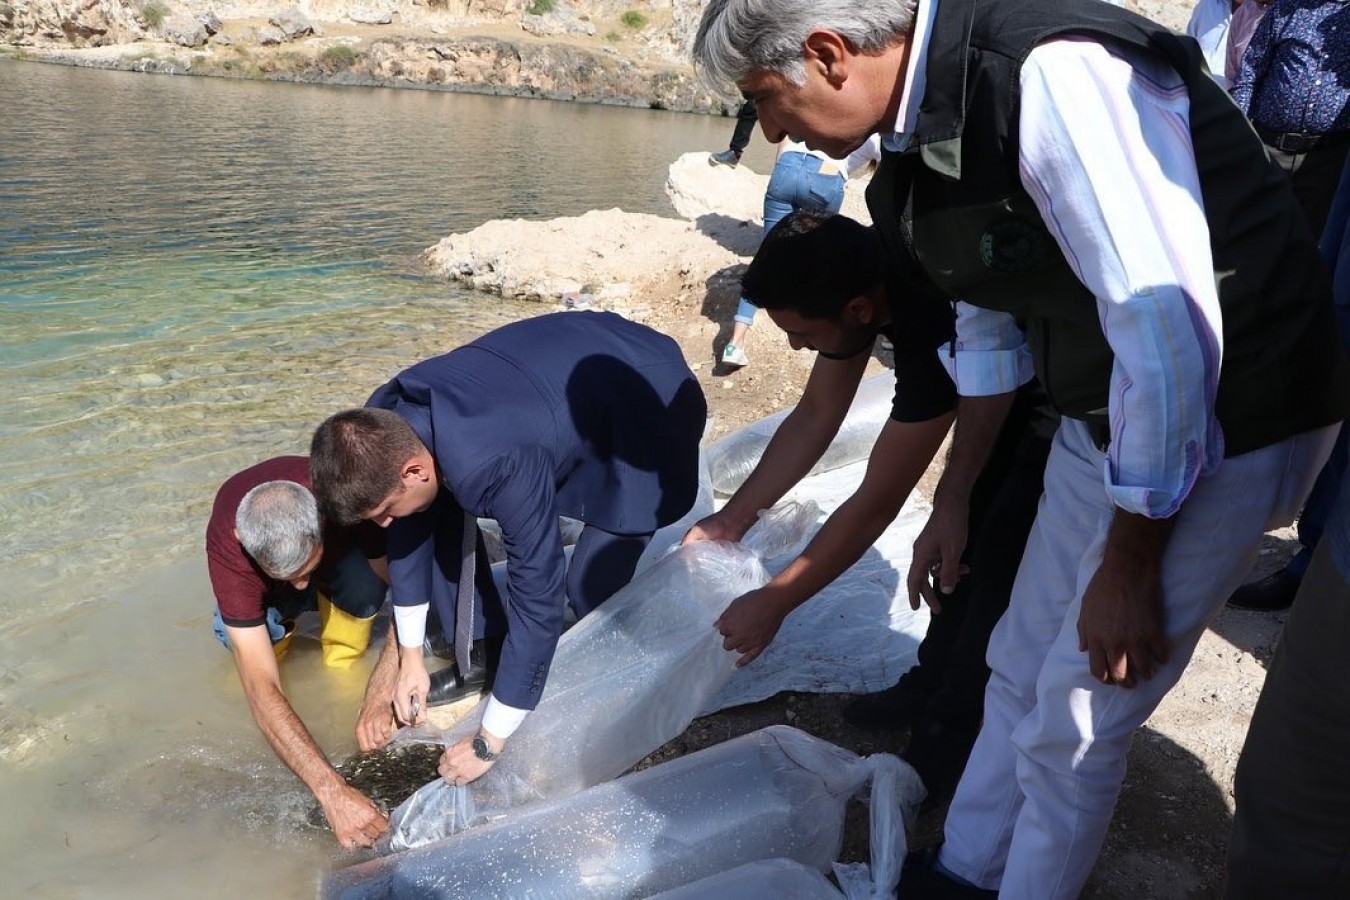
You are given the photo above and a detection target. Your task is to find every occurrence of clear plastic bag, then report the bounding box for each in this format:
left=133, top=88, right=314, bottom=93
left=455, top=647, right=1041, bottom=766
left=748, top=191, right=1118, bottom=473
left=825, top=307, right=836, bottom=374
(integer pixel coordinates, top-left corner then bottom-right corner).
left=649, top=858, right=844, bottom=899
left=325, top=725, right=925, bottom=899
left=380, top=502, right=821, bottom=854
left=705, top=372, right=893, bottom=496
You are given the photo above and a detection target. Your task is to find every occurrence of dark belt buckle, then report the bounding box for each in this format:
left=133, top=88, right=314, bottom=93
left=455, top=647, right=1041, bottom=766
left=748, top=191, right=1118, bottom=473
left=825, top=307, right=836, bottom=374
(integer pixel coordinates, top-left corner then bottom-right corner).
left=1277, top=133, right=1308, bottom=153
left=1275, top=131, right=1319, bottom=153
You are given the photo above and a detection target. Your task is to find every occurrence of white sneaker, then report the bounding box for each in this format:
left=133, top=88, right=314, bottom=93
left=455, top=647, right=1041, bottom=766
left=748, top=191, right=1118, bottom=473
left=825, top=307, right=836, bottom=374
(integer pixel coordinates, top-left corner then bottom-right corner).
left=721, top=343, right=749, bottom=367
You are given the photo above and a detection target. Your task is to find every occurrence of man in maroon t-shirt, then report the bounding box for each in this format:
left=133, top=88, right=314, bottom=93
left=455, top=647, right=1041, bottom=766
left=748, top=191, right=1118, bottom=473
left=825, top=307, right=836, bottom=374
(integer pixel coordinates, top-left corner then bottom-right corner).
left=206, top=455, right=394, bottom=849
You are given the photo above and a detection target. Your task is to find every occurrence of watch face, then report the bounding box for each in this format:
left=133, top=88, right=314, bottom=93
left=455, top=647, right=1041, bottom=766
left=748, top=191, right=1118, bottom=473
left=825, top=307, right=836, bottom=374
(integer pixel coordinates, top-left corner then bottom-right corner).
left=472, top=735, right=496, bottom=761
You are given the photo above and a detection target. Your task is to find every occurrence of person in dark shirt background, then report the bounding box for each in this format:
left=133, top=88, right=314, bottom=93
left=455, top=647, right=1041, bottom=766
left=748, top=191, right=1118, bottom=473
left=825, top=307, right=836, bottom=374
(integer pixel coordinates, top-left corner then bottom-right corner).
left=682, top=210, right=1056, bottom=803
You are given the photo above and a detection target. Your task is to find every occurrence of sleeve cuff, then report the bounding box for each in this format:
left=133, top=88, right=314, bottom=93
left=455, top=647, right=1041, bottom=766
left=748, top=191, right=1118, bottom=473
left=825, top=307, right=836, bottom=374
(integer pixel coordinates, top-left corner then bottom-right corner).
left=393, top=603, right=429, bottom=648
left=941, top=346, right=1035, bottom=397
left=1102, top=479, right=1186, bottom=520
left=481, top=696, right=530, bottom=738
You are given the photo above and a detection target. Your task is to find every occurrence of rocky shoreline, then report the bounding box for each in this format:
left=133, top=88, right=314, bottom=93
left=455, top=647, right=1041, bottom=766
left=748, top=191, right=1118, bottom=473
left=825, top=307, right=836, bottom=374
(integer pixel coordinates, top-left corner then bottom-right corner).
left=7, top=30, right=727, bottom=112
left=1, top=0, right=1190, bottom=113
left=0, top=2, right=735, bottom=113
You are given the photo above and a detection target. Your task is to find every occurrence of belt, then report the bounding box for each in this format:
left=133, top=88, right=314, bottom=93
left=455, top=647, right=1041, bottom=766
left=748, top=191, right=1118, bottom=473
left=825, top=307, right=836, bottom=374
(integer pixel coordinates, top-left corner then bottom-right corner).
left=1253, top=124, right=1350, bottom=154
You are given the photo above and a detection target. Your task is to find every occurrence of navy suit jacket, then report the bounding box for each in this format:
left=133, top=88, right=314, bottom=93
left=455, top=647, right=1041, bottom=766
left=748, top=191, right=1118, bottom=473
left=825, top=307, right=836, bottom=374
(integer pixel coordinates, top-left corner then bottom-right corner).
left=368, top=311, right=705, bottom=709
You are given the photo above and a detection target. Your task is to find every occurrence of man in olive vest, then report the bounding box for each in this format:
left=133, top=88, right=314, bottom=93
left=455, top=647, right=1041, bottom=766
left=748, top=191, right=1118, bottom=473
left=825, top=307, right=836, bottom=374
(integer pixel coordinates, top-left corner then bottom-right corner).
left=693, top=1, right=1349, bottom=897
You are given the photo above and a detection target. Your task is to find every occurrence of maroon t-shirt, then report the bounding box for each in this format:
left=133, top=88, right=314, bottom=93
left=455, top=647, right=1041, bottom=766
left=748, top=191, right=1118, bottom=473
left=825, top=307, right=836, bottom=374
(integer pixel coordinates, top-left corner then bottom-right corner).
left=206, top=456, right=385, bottom=627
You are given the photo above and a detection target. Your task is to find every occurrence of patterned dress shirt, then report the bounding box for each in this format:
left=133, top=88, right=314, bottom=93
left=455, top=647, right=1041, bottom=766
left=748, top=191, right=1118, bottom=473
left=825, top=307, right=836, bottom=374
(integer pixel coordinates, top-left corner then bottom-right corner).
left=1231, top=0, right=1350, bottom=135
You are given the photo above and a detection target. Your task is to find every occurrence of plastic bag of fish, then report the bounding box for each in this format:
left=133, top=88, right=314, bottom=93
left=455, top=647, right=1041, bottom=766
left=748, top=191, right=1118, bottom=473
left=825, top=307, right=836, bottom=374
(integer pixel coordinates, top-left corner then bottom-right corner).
left=378, top=501, right=821, bottom=854
left=324, top=725, right=925, bottom=899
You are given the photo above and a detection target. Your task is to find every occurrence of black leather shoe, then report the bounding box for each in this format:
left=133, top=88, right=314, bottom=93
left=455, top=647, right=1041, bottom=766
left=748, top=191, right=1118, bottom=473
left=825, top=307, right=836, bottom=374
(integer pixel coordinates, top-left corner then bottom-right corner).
left=897, top=847, right=997, bottom=899
left=842, top=672, right=930, bottom=732
left=425, top=638, right=500, bottom=707
left=423, top=631, right=456, bottom=661
left=1227, top=569, right=1301, bottom=612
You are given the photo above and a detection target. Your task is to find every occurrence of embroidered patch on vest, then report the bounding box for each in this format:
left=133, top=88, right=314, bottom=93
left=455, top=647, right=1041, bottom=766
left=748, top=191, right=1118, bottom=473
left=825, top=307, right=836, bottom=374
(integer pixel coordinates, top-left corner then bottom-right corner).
left=980, top=218, right=1049, bottom=272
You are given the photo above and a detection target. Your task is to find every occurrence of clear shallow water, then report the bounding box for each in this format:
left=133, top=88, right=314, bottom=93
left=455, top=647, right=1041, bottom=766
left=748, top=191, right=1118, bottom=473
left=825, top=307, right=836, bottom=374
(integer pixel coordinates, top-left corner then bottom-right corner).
left=0, top=59, right=772, bottom=896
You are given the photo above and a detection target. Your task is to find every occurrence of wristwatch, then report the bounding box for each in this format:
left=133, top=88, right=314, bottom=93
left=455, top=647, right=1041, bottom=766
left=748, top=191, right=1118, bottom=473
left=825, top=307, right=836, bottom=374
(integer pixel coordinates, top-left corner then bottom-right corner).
left=471, top=733, right=501, bottom=762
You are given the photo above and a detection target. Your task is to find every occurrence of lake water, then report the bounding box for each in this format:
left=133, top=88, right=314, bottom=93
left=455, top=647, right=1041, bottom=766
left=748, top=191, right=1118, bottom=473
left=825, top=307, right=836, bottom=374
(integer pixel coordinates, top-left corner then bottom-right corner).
left=0, top=59, right=774, bottom=897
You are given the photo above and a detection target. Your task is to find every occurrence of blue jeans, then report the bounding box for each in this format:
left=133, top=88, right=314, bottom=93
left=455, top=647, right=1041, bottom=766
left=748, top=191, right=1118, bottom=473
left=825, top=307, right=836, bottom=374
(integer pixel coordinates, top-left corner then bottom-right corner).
left=212, top=547, right=386, bottom=650
left=734, top=152, right=848, bottom=326
left=1289, top=156, right=1350, bottom=577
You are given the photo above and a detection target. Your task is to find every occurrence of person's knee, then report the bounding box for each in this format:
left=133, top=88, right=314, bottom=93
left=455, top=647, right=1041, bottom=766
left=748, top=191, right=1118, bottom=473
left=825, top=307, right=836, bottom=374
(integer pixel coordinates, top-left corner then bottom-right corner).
left=566, top=530, right=649, bottom=617
left=325, top=552, right=387, bottom=619
left=333, top=586, right=384, bottom=620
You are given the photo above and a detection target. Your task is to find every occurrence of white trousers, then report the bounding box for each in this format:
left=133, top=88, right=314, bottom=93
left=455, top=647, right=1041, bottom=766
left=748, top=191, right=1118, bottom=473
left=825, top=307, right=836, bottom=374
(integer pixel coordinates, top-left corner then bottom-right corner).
left=939, top=418, right=1338, bottom=899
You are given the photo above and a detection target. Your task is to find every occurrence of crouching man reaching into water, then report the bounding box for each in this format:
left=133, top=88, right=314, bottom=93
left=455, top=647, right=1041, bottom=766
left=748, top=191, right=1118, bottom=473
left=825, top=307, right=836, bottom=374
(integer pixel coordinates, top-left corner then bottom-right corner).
left=310, top=311, right=706, bottom=788
left=206, top=456, right=393, bottom=848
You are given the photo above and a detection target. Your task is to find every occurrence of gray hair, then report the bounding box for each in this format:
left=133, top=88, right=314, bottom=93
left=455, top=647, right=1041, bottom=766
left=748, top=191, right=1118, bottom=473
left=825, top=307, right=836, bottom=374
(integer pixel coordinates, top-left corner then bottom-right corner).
left=235, top=480, right=321, bottom=580
left=692, top=0, right=918, bottom=92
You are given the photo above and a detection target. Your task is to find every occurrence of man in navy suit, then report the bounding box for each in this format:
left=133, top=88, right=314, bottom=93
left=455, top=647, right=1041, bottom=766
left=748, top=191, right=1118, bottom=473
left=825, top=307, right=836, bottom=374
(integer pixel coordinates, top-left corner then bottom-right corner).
left=311, top=311, right=706, bottom=784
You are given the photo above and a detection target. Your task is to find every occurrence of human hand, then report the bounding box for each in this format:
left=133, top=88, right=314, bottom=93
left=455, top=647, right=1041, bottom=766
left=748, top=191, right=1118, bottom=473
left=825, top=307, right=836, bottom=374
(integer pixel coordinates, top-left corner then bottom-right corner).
left=355, top=695, right=395, bottom=752
left=681, top=511, right=745, bottom=546
left=437, top=735, right=500, bottom=786
left=320, top=782, right=389, bottom=850
left=715, top=588, right=788, bottom=668
left=1076, top=557, right=1170, bottom=688
left=393, top=655, right=430, bottom=726
left=906, top=503, right=970, bottom=613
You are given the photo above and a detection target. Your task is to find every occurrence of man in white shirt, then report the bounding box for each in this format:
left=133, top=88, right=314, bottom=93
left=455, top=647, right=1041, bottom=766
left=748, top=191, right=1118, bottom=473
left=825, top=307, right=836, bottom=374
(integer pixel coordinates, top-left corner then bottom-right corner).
left=692, top=0, right=1349, bottom=897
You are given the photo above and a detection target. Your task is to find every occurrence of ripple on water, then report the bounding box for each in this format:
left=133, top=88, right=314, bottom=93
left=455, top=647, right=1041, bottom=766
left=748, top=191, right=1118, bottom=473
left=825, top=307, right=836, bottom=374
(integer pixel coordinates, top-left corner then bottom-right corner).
left=0, top=282, right=533, bottom=627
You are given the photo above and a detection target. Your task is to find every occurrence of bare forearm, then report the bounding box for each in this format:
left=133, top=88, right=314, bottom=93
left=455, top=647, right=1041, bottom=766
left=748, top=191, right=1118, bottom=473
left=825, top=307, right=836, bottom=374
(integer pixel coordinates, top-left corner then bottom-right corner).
left=363, top=626, right=399, bottom=708
left=933, top=392, right=1017, bottom=508
left=720, top=408, right=841, bottom=533
left=759, top=492, right=905, bottom=613
left=720, top=357, right=869, bottom=535
left=1102, top=508, right=1176, bottom=571
left=243, top=677, right=346, bottom=800
left=760, top=413, right=953, bottom=611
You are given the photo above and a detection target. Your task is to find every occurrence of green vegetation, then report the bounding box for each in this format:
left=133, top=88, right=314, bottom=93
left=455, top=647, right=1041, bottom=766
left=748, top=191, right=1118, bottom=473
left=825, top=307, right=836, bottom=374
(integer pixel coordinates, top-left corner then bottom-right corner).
left=140, top=0, right=169, bottom=28
left=526, top=0, right=554, bottom=15
left=318, top=44, right=357, bottom=72
left=619, top=9, right=647, bottom=29
left=605, top=31, right=622, bottom=42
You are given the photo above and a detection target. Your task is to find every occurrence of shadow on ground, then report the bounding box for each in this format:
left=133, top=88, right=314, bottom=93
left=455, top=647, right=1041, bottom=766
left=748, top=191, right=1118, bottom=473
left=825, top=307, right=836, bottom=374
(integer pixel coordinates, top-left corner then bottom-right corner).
left=899, top=726, right=1234, bottom=899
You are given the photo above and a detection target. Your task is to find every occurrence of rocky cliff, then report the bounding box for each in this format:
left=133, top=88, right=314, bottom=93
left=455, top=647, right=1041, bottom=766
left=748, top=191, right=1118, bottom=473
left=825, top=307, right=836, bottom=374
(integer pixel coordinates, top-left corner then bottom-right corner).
left=1, top=0, right=738, bottom=112
left=2, top=0, right=1190, bottom=113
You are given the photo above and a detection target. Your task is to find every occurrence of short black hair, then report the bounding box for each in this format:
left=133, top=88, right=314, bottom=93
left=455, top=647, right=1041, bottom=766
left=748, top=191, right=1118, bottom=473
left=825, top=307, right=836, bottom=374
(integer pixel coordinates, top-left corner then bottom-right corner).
left=310, top=408, right=425, bottom=525
left=740, top=210, right=885, bottom=319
